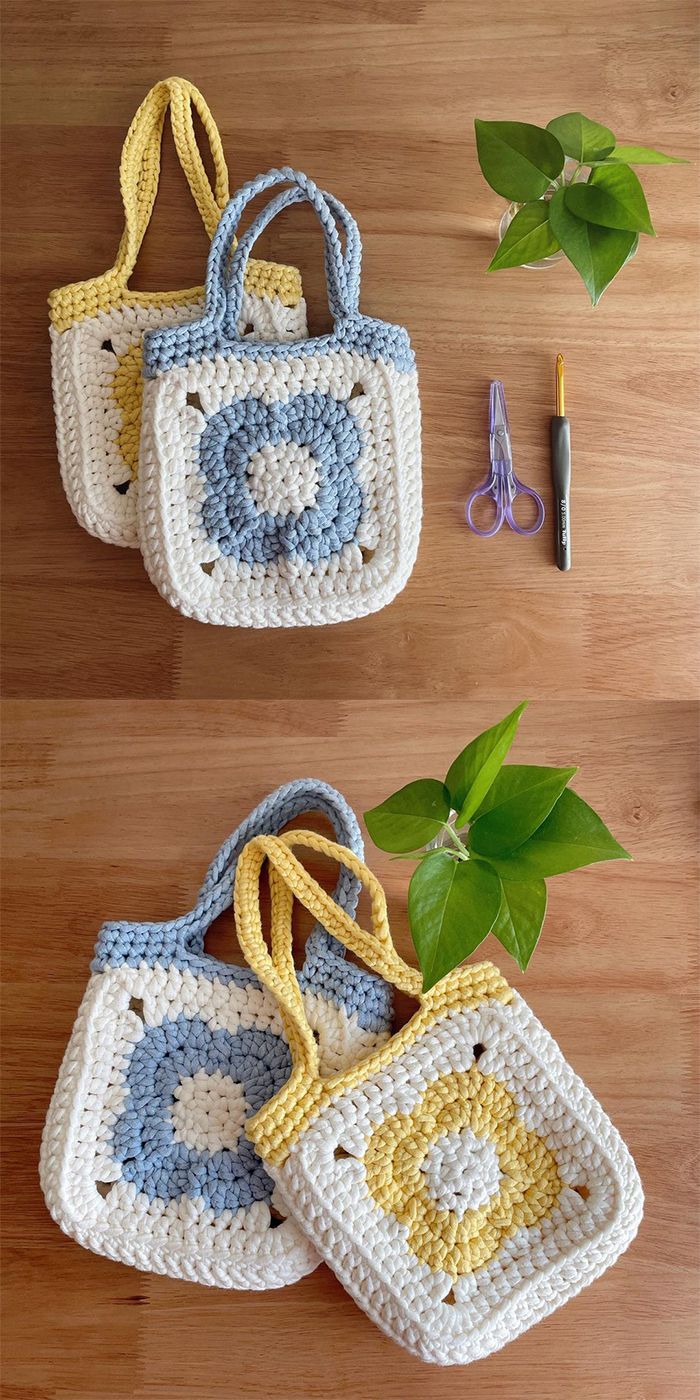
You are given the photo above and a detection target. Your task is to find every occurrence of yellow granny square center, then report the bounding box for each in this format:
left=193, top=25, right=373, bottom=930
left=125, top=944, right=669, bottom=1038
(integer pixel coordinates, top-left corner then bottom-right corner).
left=111, top=342, right=144, bottom=481
left=364, top=1067, right=562, bottom=1279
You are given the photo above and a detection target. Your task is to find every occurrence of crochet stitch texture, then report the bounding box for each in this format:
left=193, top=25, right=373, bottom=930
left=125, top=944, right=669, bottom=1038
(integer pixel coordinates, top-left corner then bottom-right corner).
left=49, top=80, right=307, bottom=549
left=138, top=168, right=422, bottom=626
left=40, top=782, right=393, bottom=1291
left=233, top=832, right=645, bottom=1364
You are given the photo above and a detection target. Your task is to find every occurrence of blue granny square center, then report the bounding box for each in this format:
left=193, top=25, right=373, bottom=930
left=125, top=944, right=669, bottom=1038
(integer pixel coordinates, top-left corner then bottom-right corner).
left=110, top=1015, right=291, bottom=1215
left=198, top=390, right=365, bottom=566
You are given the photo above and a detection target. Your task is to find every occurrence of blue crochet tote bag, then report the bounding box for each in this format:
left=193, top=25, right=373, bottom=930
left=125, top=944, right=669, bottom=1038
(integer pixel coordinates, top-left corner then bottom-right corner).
left=138, top=167, right=422, bottom=627
left=40, top=780, right=393, bottom=1289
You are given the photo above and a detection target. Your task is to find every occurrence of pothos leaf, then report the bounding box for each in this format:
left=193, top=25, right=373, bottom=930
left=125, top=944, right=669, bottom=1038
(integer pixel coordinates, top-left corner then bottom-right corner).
left=469, top=765, right=577, bottom=857
left=364, top=779, right=451, bottom=854
left=488, top=203, right=560, bottom=271
left=446, top=702, right=528, bottom=825
left=475, top=119, right=565, bottom=201
left=549, top=187, right=639, bottom=304
left=491, top=877, right=547, bottom=971
left=408, top=851, right=502, bottom=992
left=546, top=112, right=616, bottom=163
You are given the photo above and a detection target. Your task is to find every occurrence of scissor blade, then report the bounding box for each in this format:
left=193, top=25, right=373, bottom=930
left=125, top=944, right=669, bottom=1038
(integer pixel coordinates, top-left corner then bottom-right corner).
left=490, top=380, right=510, bottom=435
left=489, top=380, right=512, bottom=466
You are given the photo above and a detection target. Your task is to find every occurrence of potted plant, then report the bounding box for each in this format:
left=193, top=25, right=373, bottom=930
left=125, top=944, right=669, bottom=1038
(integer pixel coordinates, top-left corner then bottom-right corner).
left=475, top=113, right=686, bottom=303
left=364, top=702, right=630, bottom=989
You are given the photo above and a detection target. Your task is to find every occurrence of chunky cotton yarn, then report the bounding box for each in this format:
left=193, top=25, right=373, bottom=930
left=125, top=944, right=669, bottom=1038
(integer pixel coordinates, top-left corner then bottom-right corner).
left=138, top=168, right=422, bottom=626
left=49, top=80, right=307, bottom=549
left=234, top=832, right=645, bottom=1363
left=40, top=782, right=393, bottom=1290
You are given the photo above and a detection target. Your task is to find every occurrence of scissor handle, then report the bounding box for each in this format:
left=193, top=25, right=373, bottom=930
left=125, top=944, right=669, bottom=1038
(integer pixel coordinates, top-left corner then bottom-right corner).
left=504, top=476, right=546, bottom=537
left=465, top=477, right=506, bottom=537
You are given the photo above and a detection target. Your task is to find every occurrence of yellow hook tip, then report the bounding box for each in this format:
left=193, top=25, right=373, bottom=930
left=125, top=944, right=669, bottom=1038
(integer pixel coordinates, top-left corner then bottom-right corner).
left=556, top=354, right=565, bottom=417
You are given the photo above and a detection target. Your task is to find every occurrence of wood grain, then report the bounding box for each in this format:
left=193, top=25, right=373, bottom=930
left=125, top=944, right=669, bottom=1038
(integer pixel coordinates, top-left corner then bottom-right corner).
left=2, top=699, right=699, bottom=1400
left=1, top=1, right=699, bottom=1397
left=2, top=0, right=699, bottom=700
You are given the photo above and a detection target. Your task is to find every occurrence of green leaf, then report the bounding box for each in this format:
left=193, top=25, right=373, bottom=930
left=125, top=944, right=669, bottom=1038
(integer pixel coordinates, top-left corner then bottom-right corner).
left=546, top=112, right=616, bottom=163
left=602, top=144, right=688, bottom=165
left=475, top=119, right=565, bottom=202
left=488, top=203, right=560, bottom=271
left=469, top=764, right=577, bottom=857
left=471, top=763, right=574, bottom=819
left=549, top=187, right=638, bottom=304
left=408, top=850, right=502, bottom=992
left=565, top=165, right=655, bottom=235
left=492, top=878, right=547, bottom=971
left=480, top=787, right=632, bottom=880
left=446, top=702, right=528, bottom=825
left=364, top=779, right=451, bottom=854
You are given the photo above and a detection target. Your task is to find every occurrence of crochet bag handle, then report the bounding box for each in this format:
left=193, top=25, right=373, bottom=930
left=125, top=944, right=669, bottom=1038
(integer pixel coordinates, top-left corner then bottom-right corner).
left=178, top=780, right=364, bottom=958
left=204, top=167, right=360, bottom=335
left=96, top=782, right=364, bottom=969
left=223, top=183, right=361, bottom=338
left=226, top=184, right=360, bottom=327
left=111, top=76, right=229, bottom=293
left=235, top=832, right=422, bottom=1076
left=197, top=777, right=361, bottom=905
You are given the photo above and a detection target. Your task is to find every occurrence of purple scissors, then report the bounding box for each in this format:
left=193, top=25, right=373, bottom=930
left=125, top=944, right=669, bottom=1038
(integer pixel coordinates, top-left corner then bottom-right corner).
left=466, top=381, right=545, bottom=537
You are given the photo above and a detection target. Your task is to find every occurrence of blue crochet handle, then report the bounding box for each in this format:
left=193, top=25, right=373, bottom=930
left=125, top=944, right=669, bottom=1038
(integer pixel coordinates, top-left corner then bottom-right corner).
left=204, top=167, right=361, bottom=336
left=95, top=779, right=364, bottom=968
left=217, top=171, right=361, bottom=321
left=224, top=184, right=361, bottom=339
left=183, top=777, right=365, bottom=960
left=198, top=777, right=361, bottom=904
left=226, top=184, right=361, bottom=322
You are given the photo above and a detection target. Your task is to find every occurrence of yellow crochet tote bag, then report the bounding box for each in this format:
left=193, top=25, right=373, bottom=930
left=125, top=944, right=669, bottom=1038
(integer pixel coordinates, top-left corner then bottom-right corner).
left=234, top=832, right=644, bottom=1366
left=49, top=77, right=307, bottom=548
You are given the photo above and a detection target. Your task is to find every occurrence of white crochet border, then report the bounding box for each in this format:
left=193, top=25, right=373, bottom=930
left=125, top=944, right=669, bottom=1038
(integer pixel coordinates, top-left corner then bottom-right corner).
left=270, top=993, right=644, bottom=1364
left=40, top=964, right=387, bottom=1290
left=50, top=294, right=308, bottom=550
left=138, top=352, right=422, bottom=627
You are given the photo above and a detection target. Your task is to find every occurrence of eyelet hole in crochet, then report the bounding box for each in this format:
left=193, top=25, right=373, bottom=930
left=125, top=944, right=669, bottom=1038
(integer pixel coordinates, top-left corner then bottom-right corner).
left=360, top=545, right=376, bottom=564
left=101, top=338, right=115, bottom=353
left=114, top=480, right=131, bottom=496
left=200, top=560, right=217, bottom=576
left=473, top=1042, right=486, bottom=1061
left=95, top=1180, right=115, bottom=1198
left=269, top=1204, right=287, bottom=1229
left=128, top=997, right=145, bottom=1020
left=334, top=1145, right=354, bottom=1160
left=242, top=323, right=254, bottom=337
left=574, top=1183, right=590, bottom=1200
left=349, top=381, right=365, bottom=399
left=443, top=1287, right=457, bottom=1306
left=186, top=392, right=204, bottom=412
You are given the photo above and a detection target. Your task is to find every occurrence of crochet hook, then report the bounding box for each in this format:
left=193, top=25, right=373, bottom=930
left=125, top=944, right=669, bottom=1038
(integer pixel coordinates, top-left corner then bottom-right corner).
left=551, top=354, right=572, bottom=571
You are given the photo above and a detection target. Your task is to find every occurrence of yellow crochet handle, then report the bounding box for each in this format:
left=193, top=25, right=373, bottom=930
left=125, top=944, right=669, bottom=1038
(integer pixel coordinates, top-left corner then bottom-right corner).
left=112, top=76, right=230, bottom=292
left=234, top=832, right=423, bottom=1076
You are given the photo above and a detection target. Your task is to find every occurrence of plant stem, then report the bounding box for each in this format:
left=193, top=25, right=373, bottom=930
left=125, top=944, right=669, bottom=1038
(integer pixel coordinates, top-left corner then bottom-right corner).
left=441, top=821, right=470, bottom=860
left=389, top=849, right=436, bottom=862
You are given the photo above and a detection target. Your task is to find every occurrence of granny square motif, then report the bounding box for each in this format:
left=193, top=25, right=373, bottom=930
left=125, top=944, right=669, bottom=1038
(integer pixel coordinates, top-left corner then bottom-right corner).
left=139, top=168, right=422, bottom=626
left=40, top=782, right=393, bottom=1290
left=235, top=833, right=644, bottom=1364
left=49, top=80, right=306, bottom=549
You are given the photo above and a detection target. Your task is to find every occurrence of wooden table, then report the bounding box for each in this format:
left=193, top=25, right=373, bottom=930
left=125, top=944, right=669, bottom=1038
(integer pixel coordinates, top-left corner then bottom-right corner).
left=1, top=1, right=698, bottom=1397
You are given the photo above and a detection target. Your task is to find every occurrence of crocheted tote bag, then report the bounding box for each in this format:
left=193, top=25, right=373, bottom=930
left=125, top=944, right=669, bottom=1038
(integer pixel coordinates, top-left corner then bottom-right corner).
left=235, top=832, right=644, bottom=1364
left=40, top=781, right=393, bottom=1290
left=138, top=167, right=422, bottom=626
left=49, top=80, right=307, bottom=550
